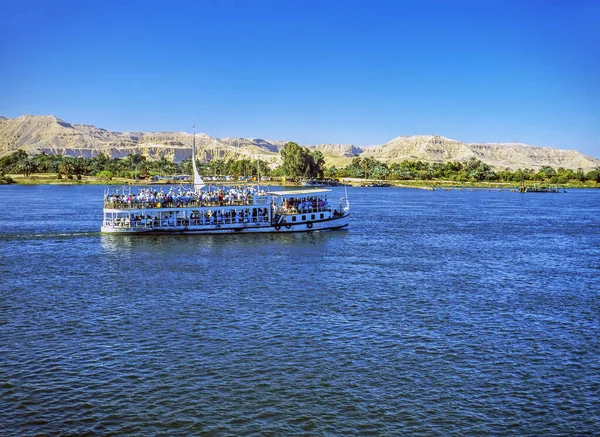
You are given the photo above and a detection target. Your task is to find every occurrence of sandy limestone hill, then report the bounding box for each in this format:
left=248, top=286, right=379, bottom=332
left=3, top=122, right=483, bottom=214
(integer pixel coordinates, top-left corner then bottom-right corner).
left=361, top=135, right=600, bottom=170
left=0, top=115, right=284, bottom=163
left=1, top=115, right=598, bottom=170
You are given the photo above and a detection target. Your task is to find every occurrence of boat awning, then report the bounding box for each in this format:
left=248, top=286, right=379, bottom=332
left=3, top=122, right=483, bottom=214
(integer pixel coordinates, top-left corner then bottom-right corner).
left=268, top=188, right=332, bottom=197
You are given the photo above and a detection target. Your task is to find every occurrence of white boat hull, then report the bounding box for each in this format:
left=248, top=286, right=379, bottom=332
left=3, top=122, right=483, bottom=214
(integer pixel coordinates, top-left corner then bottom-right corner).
left=101, top=214, right=350, bottom=235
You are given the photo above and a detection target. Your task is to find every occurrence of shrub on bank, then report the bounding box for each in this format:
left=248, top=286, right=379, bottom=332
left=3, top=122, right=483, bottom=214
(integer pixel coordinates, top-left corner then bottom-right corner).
left=96, top=170, right=113, bottom=181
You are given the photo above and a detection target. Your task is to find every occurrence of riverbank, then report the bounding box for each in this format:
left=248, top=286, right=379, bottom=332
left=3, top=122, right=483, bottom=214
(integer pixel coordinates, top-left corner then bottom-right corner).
left=3, top=173, right=176, bottom=186
left=385, top=180, right=600, bottom=189
left=2, top=173, right=296, bottom=187
left=3, top=173, right=599, bottom=189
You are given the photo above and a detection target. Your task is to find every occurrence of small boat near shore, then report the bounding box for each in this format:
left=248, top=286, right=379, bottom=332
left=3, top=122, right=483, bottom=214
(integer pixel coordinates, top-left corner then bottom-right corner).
left=301, top=179, right=340, bottom=187
left=360, top=182, right=391, bottom=188
left=518, top=183, right=565, bottom=193
left=101, top=131, right=350, bottom=235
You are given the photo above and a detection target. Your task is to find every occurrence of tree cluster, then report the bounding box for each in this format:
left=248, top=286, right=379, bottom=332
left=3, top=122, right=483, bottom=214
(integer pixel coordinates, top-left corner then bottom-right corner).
left=1, top=148, right=598, bottom=184
left=325, top=156, right=600, bottom=183
left=179, top=157, right=271, bottom=178
left=0, top=150, right=273, bottom=180
left=279, top=142, right=325, bottom=180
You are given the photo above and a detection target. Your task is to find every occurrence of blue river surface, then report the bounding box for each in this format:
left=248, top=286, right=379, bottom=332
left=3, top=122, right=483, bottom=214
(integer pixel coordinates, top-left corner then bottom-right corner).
left=0, top=184, right=599, bottom=436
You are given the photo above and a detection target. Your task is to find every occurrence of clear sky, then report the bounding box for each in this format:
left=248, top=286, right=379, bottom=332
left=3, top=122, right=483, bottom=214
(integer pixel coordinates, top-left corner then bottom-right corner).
left=1, top=0, right=599, bottom=157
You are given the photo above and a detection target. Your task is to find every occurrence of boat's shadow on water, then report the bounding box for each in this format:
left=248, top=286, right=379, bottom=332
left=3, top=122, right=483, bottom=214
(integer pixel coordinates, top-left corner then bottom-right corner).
left=100, top=228, right=349, bottom=253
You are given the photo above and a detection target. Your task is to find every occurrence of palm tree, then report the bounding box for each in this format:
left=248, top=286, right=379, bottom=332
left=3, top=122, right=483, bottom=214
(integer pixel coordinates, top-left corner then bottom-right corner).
left=15, top=157, right=37, bottom=177
left=73, top=157, right=88, bottom=175
left=210, top=159, right=226, bottom=176
left=58, top=157, right=75, bottom=176
left=33, top=152, right=51, bottom=172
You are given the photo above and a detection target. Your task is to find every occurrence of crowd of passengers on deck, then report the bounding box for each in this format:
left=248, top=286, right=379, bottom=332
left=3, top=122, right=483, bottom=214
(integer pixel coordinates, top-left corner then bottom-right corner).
left=104, top=186, right=266, bottom=208
left=108, top=207, right=271, bottom=227
left=281, top=197, right=329, bottom=213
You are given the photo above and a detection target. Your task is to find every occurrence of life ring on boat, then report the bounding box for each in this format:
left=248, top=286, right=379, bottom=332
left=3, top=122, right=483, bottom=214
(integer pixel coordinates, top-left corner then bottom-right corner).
left=307, top=222, right=313, bottom=229
left=285, top=224, right=292, bottom=229
left=275, top=225, right=281, bottom=231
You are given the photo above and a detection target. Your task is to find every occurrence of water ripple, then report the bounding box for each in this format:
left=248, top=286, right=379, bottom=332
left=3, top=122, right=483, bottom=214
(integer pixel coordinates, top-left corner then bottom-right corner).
left=1, top=186, right=599, bottom=435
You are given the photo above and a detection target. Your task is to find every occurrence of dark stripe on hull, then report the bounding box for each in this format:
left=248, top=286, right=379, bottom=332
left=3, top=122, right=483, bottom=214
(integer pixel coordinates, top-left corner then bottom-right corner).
left=102, top=216, right=350, bottom=235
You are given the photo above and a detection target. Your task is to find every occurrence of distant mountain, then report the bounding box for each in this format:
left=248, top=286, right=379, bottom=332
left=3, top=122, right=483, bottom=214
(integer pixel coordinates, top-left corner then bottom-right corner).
left=306, top=144, right=364, bottom=157
left=1, top=115, right=598, bottom=170
left=0, top=115, right=284, bottom=162
left=362, top=135, right=600, bottom=170
left=304, top=144, right=367, bottom=167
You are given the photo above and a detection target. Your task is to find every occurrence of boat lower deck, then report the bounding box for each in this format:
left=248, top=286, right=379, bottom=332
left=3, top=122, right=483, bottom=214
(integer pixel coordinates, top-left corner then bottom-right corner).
left=101, top=214, right=350, bottom=234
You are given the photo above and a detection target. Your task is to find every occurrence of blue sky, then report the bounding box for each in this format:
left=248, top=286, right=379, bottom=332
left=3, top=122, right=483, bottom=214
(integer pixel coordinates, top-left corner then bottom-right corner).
left=1, top=0, right=599, bottom=157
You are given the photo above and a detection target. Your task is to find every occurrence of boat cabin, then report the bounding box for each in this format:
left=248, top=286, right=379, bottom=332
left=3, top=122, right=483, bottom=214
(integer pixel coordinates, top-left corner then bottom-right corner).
left=269, top=189, right=337, bottom=226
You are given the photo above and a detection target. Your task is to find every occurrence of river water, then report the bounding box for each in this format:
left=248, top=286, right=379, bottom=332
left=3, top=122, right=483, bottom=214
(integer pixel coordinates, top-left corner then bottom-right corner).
left=1, top=185, right=599, bottom=436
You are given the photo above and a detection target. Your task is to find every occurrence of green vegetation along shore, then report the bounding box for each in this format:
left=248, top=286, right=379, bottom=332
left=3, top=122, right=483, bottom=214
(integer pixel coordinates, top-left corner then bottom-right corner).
left=1, top=143, right=599, bottom=188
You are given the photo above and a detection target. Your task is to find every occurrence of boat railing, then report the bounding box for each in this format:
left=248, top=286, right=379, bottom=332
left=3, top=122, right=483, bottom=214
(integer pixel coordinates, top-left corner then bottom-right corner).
left=104, top=219, right=158, bottom=228
left=253, top=195, right=271, bottom=205
left=188, top=216, right=270, bottom=226
left=277, top=205, right=332, bottom=215
left=104, top=197, right=268, bottom=210
left=104, top=214, right=271, bottom=228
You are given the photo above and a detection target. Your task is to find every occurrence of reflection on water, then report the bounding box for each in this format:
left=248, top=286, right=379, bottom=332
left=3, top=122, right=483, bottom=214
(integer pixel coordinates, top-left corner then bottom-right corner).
left=100, top=228, right=349, bottom=253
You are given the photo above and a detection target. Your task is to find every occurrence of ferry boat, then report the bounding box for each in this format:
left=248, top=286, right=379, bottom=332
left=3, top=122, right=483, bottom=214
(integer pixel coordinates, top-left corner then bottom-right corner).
left=101, top=132, right=350, bottom=235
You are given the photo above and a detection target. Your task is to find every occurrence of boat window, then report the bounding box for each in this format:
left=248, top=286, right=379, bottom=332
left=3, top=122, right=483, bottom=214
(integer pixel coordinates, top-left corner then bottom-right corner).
left=320, top=213, right=324, bottom=219
left=311, top=214, right=315, bottom=220
left=292, top=216, right=297, bottom=222
left=302, top=215, right=306, bottom=221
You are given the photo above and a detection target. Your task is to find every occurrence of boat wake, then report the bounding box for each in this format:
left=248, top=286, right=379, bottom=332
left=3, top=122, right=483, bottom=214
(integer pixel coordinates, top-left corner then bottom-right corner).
left=0, top=231, right=100, bottom=241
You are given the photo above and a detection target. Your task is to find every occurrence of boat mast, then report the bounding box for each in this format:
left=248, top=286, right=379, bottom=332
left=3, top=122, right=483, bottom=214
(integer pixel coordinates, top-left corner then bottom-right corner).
left=192, top=125, right=205, bottom=192
left=256, top=154, right=260, bottom=191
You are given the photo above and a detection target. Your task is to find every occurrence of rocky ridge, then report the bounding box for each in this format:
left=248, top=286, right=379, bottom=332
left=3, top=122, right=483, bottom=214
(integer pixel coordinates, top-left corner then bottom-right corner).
left=1, top=115, right=598, bottom=170
left=360, top=135, right=600, bottom=170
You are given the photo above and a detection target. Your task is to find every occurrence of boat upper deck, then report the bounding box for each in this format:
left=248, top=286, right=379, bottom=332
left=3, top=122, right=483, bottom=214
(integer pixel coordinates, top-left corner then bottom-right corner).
left=104, top=186, right=271, bottom=210
left=103, top=186, right=339, bottom=211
